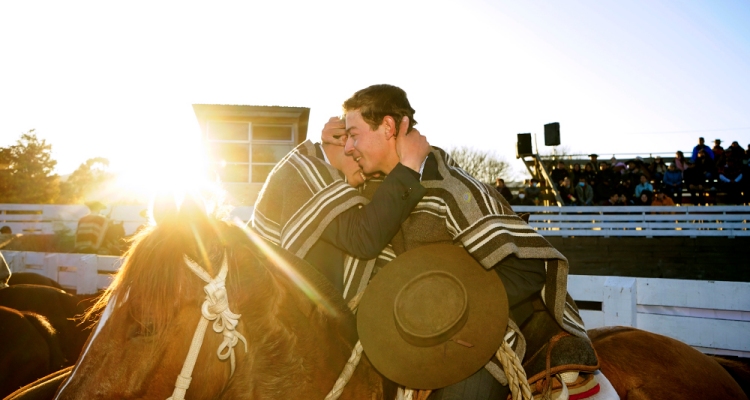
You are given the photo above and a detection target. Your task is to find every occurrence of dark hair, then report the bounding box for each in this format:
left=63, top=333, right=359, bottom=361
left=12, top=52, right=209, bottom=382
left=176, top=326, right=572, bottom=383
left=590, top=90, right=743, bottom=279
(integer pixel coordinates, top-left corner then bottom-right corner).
left=342, top=84, right=417, bottom=134
left=0, top=226, right=11, bottom=234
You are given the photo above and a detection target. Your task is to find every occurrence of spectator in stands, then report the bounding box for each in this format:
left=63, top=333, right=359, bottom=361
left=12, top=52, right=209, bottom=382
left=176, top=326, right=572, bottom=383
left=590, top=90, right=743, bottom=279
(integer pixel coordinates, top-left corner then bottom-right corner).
left=558, top=177, right=576, bottom=206
left=635, top=190, right=653, bottom=206
left=652, top=189, right=675, bottom=206
left=691, top=137, right=714, bottom=162
left=649, top=156, right=668, bottom=185
left=551, top=161, right=569, bottom=190
left=695, top=149, right=716, bottom=186
left=719, top=158, right=744, bottom=205
left=601, top=192, right=620, bottom=206
left=594, top=162, right=615, bottom=202
left=617, top=193, right=633, bottom=206
left=617, top=179, right=634, bottom=201
left=583, top=163, right=597, bottom=182
left=571, top=163, right=584, bottom=184
left=663, top=163, right=683, bottom=204
left=575, top=177, right=594, bottom=206
left=684, top=160, right=708, bottom=205
left=525, top=178, right=542, bottom=205
left=510, top=189, right=535, bottom=206
left=588, top=154, right=599, bottom=169
left=0, top=226, right=11, bottom=234
left=494, top=178, right=513, bottom=202
left=728, top=141, right=746, bottom=163
left=674, top=151, right=688, bottom=172
left=634, top=175, right=654, bottom=198
left=713, top=139, right=725, bottom=160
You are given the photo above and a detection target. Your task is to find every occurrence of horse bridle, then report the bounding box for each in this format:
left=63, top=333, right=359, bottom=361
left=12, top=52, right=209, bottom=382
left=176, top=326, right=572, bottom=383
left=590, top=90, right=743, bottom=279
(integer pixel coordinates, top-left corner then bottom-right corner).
left=168, top=253, right=247, bottom=400
left=171, top=252, right=355, bottom=400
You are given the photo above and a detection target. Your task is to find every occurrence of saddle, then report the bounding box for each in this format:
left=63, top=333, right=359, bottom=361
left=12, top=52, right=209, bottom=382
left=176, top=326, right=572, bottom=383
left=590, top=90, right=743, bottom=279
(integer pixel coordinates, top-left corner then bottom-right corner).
left=521, top=298, right=600, bottom=399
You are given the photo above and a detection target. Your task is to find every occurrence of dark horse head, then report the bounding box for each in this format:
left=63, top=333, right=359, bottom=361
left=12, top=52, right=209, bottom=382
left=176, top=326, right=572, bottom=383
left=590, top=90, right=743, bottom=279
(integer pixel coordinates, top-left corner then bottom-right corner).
left=55, top=196, right=389, bottom=399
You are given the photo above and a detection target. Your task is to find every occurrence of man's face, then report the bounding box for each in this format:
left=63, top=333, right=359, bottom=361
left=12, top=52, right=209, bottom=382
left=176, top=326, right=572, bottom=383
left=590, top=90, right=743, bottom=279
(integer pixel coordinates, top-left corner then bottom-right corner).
left=323, top=144, right=365, bottom=187
left=344, top=110, right=390, bottom=175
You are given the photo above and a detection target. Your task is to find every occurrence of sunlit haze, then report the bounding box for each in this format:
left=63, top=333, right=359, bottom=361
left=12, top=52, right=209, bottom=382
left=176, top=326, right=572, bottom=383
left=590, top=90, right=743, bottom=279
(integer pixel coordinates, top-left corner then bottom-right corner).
left=2, top=0, right=749, bottom=196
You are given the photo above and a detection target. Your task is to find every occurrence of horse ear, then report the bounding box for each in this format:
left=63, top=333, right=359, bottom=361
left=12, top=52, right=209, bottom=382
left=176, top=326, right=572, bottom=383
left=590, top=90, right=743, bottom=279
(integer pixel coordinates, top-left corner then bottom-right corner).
left=151, top=193, right=179, bottom=226
left=178, top=195, right=209, bottom=222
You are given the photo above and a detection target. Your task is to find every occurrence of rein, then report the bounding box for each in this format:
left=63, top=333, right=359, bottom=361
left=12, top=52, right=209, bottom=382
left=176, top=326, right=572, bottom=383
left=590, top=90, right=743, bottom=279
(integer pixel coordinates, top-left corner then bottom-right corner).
left=167, top=253, right=248, bottom=400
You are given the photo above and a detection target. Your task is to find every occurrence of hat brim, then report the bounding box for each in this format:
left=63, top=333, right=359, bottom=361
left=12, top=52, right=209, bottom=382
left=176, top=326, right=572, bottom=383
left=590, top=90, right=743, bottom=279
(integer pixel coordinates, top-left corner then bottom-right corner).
left=357, top=244, right=508, bottom=389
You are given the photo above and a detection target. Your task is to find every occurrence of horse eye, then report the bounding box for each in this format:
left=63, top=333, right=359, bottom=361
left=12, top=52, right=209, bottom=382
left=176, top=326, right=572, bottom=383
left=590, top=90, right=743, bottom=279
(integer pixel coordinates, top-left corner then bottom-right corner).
left=128, top=321, right=156, bottom=339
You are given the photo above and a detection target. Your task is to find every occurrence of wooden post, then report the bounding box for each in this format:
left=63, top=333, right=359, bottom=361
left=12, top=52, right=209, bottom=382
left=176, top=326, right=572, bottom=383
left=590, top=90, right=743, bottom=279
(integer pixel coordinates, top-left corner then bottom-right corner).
left=603, top=277, right=637, bottom=327
left=77, top=254, right=99, bottom=294
left=44, top=253, right=59, bottom=281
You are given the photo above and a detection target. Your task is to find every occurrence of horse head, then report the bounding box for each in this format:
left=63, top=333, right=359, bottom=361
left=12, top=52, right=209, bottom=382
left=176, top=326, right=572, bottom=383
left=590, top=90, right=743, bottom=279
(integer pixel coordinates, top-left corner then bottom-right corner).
left=55, top=196, right=378, bottom=399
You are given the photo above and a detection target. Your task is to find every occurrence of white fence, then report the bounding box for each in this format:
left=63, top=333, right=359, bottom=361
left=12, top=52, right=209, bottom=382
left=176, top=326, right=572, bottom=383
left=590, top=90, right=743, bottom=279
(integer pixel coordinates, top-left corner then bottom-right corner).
left=3, top=204, right=748, bottom=238
left=3, top=248, right=749, bottom=357
left=568, top=275, right=750, bottom=358
left=0, top=204, right=255, bottom=236
left=1, top=250, right=120, bottom=294
left=513, top=205, right=750, bottom=237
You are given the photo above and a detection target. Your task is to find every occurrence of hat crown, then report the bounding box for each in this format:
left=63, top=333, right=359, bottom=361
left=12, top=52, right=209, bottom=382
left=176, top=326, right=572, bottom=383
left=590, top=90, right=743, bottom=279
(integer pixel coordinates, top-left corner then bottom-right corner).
left=394, top=271, right=468, bottom=347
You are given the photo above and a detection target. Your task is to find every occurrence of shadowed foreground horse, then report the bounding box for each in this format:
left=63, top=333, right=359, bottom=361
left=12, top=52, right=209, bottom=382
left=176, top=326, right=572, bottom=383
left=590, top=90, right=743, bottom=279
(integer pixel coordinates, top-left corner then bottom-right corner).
left=52, top=200, right=391, bottom=399
left=5, top=201, right=747, bottom=399
left=0, top=307, right=66, bottom=399
left=0, top=285, right=92, bottom=365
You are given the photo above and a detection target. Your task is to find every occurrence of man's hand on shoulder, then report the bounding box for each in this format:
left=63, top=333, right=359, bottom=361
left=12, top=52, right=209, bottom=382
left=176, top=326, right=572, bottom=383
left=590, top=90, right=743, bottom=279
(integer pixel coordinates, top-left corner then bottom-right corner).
left=321, top=116, right=346, bottom=147
left=395, top=116, right=430, bottom=173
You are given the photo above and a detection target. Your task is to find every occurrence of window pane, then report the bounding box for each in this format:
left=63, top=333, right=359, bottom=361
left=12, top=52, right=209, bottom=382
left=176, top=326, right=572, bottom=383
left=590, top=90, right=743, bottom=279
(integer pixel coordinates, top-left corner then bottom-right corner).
left=252, top=165, right=275, bottom=183
left=209, top=143, right=249, bottom=163
left=252, top=125, right=292, bottom=141
left=220, top=164, right=249, bottom=183
left=208, top=121, right=249, bottom=141
left=252, top=144, right=293, bottom=163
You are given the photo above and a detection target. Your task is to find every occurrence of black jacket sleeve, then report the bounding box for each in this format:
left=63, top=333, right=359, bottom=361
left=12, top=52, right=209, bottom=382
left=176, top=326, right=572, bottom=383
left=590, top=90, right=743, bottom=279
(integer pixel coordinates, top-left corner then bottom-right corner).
left=319, top=163, right=426, bottom=259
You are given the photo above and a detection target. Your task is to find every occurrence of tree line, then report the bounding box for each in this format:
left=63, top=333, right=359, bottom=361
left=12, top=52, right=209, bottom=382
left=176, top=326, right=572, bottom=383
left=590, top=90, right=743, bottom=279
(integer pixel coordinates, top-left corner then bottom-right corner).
left=0, top=131, right=113, bottom=204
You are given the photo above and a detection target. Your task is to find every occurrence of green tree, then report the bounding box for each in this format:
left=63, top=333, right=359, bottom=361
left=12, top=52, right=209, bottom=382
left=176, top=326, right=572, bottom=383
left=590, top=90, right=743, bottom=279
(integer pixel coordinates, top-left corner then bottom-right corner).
left=58, top=157, right=114, bottom=204
left=448, top=147, right=510, bottom=184
left=0, top=131, right=60, bottom=203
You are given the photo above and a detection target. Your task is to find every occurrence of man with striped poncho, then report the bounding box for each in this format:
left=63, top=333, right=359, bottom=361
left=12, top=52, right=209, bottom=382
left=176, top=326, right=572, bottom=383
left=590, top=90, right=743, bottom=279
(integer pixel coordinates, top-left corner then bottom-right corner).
left=339, top=84, right=600, bottom=400
left=252, top=116, right=431, bottom=295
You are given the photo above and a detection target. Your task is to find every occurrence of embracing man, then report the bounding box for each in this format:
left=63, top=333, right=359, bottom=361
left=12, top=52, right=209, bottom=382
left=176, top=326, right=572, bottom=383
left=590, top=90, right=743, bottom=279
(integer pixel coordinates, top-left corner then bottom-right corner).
left=252, top=115, right=431, bottom=296
left=334, top=84, right=601, bottom=400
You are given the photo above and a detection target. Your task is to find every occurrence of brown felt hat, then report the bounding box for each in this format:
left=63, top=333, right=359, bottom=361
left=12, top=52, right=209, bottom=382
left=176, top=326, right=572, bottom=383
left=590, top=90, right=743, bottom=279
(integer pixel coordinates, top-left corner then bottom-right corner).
left=357, top=244, right=508, bottom=389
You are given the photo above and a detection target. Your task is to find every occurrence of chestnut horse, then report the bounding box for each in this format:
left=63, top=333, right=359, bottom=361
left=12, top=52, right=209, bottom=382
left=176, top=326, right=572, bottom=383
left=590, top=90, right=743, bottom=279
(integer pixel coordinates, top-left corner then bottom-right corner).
left=53, top=200, right=392, bottom=399
left=590, top=326, right=747, bottom=399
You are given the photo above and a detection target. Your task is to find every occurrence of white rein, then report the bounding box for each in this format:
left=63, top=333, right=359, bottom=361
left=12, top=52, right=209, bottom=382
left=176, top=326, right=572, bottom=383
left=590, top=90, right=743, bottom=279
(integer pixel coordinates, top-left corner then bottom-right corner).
left=167, top=253, right=248, bottom=400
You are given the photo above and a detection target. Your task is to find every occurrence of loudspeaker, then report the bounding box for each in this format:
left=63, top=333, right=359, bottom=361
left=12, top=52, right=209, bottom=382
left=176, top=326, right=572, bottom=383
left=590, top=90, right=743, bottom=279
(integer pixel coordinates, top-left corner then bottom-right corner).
left=544, top=123, right=560, bottom=146
left=516, top=133, right=533, bottom=158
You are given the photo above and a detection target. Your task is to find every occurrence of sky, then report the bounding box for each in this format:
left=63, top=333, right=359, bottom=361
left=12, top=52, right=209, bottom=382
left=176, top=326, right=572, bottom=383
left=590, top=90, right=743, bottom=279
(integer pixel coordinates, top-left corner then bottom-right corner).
left=1, top=0, right=749, bottom=191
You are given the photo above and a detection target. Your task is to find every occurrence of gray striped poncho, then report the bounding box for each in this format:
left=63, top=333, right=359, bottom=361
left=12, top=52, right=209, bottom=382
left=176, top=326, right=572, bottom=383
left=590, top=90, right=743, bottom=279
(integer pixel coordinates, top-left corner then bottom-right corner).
left=252, top=140, right=363, bottom=257
left=352, top=147, right=589, bottom=340
left=251, top=140, right=392, bottom=299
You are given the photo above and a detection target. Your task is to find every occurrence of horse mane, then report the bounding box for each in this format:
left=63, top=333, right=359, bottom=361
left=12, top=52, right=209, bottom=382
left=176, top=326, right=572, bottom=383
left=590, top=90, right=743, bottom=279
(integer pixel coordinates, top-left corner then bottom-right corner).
left=84, top=195, right=357, bottom=395
left=85, top=197, right=235, bottom=339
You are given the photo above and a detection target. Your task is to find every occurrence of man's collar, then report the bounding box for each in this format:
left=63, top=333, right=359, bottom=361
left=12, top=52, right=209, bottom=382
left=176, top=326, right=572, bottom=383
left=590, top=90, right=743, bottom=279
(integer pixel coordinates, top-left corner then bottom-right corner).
left=315, top=143, right=331, bottom=165
left=421, top=152, right=440, bottom=181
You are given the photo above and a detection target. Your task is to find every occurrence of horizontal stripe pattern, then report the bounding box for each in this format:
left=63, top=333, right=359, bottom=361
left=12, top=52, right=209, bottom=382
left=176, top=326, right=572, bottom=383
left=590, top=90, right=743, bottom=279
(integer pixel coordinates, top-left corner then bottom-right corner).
left=415, top=148, right=588, bottom=339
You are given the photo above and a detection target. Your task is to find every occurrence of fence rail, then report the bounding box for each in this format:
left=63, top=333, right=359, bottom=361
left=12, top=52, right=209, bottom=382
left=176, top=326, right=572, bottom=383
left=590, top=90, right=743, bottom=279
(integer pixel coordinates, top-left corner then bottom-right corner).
left=0, top=204, right=254, bottom=236
left=568, top=275, right=750, bottom=357
left=513, top=205, right=750, bottom=237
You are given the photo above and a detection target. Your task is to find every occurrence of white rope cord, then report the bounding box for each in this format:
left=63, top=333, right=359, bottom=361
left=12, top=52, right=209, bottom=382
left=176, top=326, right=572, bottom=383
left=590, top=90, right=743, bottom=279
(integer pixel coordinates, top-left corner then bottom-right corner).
left=167, top=253, right=248, bottom=400
left=495, top=340, right=533, bottom=400
left=324, top=340, right=364, bottom=400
